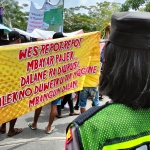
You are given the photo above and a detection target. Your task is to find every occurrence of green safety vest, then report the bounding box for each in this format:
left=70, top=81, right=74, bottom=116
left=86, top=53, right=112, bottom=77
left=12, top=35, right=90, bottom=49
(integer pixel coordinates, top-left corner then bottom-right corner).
left=66, top=103, right=150, bottom=150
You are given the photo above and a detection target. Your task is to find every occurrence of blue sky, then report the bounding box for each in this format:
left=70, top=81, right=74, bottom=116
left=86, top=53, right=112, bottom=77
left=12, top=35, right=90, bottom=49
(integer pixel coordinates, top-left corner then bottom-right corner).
left=18, top=0, right=126, bottom=11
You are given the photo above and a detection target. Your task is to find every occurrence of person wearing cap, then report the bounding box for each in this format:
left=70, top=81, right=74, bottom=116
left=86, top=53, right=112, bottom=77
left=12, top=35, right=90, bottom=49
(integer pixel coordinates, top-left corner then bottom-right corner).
left=74, top=34, right=99, bottom=113
left=53, top=32, right=99, bottom=114
left=66, top=12, right=150, bottom=150
left=52, top=32, right=79, bottom=118
left=9, top=31, right=21, bottom=44
left=52, top=32, right=66, bottom=39
left=0, top=31, right=22, bottom=137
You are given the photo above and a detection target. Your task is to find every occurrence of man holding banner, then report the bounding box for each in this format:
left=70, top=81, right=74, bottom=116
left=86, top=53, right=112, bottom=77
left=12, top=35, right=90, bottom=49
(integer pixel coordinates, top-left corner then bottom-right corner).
left=0, top=31, right=23, bottom=137
left=0, top=31, right=100, bottom=136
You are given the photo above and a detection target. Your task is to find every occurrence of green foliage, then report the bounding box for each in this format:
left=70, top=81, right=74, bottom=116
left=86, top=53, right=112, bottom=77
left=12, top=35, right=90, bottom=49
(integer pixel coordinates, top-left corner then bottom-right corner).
left=63, top=2, right=121, bottom=38
left=0, top=0, right=121, bottom=36
left=145, top=2, right=150, bottom=11
left=63, top=8, right=96, bottom=33
left=120, top=0, right=150, bottom=12
left=0, top=0, right=28, bottom=30
left=88, top=1, right=121, bottom=37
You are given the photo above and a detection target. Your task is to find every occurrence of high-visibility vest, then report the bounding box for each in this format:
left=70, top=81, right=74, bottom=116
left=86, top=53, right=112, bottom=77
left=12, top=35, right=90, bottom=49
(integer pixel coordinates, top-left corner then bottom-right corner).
left=66, top=103, right=150, bottom=150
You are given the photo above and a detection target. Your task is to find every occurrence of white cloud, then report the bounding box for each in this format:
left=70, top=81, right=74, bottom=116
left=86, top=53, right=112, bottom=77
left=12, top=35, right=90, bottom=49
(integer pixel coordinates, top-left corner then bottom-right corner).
left=79, top=0, right=125, bottom=6
left=50, top=0, right=61, bottom=5
left=17, top=0, right=126, bottom=12
left=34, top=3, right=42, bottom=9
left=17, top=0, right=30, bottom=12
left=18, top=0, right=30, bottom=6
left=66, top=0, right=125, bottom=9
left=79, top=0, right=97, bottom=6
left=17, top=0, right=43, bottom=12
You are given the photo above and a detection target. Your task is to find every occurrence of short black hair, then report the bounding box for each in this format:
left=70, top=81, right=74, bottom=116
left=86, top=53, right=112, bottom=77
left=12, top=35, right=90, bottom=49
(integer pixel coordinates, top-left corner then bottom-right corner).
left=52, top=32, right=65, bottom=39
left=9, top=31, right=21, bottom=42
left=100, top=42, right=150, bottom=109
left=0, top=29, right=4, bottom=39
left=20, top=35, right=30, bottom=43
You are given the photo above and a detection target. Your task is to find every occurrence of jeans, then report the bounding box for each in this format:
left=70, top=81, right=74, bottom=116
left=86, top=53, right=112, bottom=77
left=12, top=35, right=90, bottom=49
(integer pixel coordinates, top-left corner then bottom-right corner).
left=51, top=97, right=62, bottom=105
left=79, top=87, right=99, bottom=108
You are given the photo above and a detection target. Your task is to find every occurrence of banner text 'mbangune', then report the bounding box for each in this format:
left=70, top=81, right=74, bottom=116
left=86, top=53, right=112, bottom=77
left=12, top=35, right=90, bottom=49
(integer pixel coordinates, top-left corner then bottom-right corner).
left=0, top=32, right=100, bottom=124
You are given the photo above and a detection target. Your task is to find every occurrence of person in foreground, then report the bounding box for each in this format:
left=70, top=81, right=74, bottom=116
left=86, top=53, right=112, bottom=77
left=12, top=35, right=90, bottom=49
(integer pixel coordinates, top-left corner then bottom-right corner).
left=66, top=12, right=150, bottom=150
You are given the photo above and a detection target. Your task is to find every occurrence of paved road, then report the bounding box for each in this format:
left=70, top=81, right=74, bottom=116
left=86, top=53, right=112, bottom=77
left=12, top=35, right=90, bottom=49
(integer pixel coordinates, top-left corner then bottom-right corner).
left=0, top=97, right=110, bottom=150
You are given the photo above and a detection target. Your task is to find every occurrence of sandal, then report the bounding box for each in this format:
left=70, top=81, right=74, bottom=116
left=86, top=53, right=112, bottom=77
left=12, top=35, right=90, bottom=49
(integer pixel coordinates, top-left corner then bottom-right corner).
left=56, top=115, right=62, bottom=118
left=69, top=112, right=80, bottom=116
left=7, top=128, right=23, bottom=137
left=45, top=126, right=55, bottom=134
left=28, top=122, right=37, bottom=130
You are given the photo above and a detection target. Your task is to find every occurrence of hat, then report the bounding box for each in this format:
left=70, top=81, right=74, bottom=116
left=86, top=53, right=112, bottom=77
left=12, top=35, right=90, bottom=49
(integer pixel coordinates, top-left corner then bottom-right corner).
left=9, top=31, right=21, bottom=42
left=109, top=12, right=150, bottom=49
left=52, top=32, right=65, bottom=39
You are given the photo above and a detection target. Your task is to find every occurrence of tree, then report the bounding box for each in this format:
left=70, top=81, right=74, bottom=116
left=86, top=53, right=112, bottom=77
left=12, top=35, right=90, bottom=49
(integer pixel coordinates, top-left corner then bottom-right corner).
left=120, top=0, right=150, bottom=12
left=1, top=0, right=29, bottom=30
left=63, top=2, right=121, bottom=38
left=87, top=1, right=121, bottom=37
left=63, top=7, right=96, bottom=33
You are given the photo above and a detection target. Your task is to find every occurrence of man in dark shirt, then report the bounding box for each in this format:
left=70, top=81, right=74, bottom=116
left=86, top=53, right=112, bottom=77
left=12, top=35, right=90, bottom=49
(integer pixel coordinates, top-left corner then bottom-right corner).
left=0, top=29, right=9, bottom=46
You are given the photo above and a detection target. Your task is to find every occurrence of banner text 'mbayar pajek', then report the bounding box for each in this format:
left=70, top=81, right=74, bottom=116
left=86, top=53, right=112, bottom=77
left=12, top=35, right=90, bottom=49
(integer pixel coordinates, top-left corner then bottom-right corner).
left=0, top=31, right=100, bottom=124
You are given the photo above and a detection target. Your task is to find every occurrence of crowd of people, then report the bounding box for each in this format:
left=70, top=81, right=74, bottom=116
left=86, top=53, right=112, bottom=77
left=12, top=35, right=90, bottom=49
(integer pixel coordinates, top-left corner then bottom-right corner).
left=0, top=30, right=100, bottom=136
left=1, top=10, right=150, bottom=150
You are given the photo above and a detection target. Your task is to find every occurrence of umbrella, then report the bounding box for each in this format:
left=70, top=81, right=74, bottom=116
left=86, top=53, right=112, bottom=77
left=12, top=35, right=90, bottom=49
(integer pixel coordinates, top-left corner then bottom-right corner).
left=0, top=24, right=12, bottom=32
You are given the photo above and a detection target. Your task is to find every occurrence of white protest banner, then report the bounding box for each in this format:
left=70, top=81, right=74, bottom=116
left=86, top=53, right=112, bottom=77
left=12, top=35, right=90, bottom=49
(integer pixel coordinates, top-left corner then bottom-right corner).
left=26, top=2, right=44, bottom=33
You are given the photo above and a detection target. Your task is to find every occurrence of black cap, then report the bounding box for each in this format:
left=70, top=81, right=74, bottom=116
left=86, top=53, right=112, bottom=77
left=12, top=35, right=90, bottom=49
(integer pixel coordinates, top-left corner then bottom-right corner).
left=109, top=12, right=150, bottom=49
left=52, top=32, right=65, bottom=39
left=9, top=31, right=21, bottom=42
